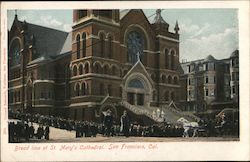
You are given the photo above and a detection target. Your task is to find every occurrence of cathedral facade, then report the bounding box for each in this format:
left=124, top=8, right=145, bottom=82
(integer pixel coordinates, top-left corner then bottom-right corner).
left=8, top=9, right=182, bottom=123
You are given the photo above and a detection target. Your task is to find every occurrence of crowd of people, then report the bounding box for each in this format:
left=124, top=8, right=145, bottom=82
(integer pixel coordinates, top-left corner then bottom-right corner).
left=8, top=109, right=239, bottom=142
left=8, top=121, right=50, bottom=143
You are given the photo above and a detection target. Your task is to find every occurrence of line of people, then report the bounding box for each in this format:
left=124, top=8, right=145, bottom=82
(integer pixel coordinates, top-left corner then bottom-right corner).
left=8, top=121, right=50, bottom=143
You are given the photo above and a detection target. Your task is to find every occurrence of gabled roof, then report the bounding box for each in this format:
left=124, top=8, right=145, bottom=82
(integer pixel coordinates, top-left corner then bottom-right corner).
left=123, top=59, right=155, bottom=88
left=120, top=9, right=130, bottom=20
left=25, top=22, right=68, bottom=57
left=60, top=32, right=72, bottom=54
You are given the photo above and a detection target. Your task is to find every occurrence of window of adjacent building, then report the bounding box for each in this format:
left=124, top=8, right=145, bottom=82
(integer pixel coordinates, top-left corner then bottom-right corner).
left=208, top=62, right=215, bottom=71
left=76, top=34, right=80, bottom=59
left=79, top=10, right=87, bottom=19
left=236, top=73, right=239, bottom=81
left=232, top=86, right=236, bottom=94
left=204, top=63, right=208, bottom=71
left=82, top=33, right=86, bottom=57
left=205, top=76, right=209, bottom=83
left=127, top=31, right=145, bottom=64
left=188, top=78, right=191, bottom=85
left=210, top=89, right=214, bottom=96
left=205, top=89, right=209, bottom=96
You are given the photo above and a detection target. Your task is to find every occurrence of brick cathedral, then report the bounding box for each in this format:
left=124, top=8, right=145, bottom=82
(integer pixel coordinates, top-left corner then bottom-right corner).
left=9, top=9, right=238, bottom=124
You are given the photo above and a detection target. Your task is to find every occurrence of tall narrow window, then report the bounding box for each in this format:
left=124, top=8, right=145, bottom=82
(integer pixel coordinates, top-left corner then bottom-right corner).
left=171, top=50, right=175, bottom=70
left=205, top=76, right=209, bottom=83
left=82, top=33, right=86, bottom=57
left=76, top=35, right=80, bottom=59
left=73, top=66, right=77, bottom=76
left=82, top=82, right=86, bottom=95
left=100, top=33, right=105, bottom=57
left=75, top=83, right=80, bottom=96
left=108, top=36, right=113, bottom=59
left=205, top=89, right=209, bottom=96
left=165, top=49, right=169, bottom=69
left=79, top=64, right=83, bottom=75
left=84, top=63, right=89, bottom=74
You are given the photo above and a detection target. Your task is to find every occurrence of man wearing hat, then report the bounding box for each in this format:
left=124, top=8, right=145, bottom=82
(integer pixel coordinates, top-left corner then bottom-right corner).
left=103, top=109, right=113, bottom=137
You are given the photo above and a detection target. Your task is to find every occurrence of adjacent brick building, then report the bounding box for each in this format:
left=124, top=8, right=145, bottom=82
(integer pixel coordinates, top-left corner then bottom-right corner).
left=180, top=50, right=239, bottom=115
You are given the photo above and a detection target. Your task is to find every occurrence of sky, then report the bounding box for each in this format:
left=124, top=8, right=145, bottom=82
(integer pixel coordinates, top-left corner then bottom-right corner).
left=7, top=9, right=238, bottom=62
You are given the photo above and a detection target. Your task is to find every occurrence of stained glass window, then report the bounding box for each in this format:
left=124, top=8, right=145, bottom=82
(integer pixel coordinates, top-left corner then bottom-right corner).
left=126, top=31, right=144, bottom=64
left=128, top=79, right=144, bottom=89
left=10, top=39, right=21, bottom=66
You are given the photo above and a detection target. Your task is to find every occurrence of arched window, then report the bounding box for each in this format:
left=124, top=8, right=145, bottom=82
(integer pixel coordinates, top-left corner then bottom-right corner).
left=174, top=76, right=178, bottom=84
left=75, top=83, right=80, bottom=96
left=73, top=66, right=77, bottom=76
left=126, top=31, right=145, bottom=64
left=100, top=33, right=105, bottom=57
left=112, top=66, right=117, bottom=76
left=165, top=49, right=169, bottom=69
left=10, top=38, right=21, bottom=66
left=79, top=64, right=83, bottom=75
left=94, top=62, right=102, bottom=74
left=103, top=65, right=109, bottom=74
left=76, top=35, right=80, bottom=59
left=168, top=76, right=172, bottom=84
left=82, top=33, right=87, bottom=57
left=82, top=82, right=86, bottom=95
left=84, top=62, right=89, bottom=74
left=128, top=79, right=144, bottom=89
left=162, top=75, right=166, bottom=83
left=171, top=50, right=175, bottom=70
left=108, top=36, right=113, bottom=59
left=165, top=91, right=169, bottom=101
